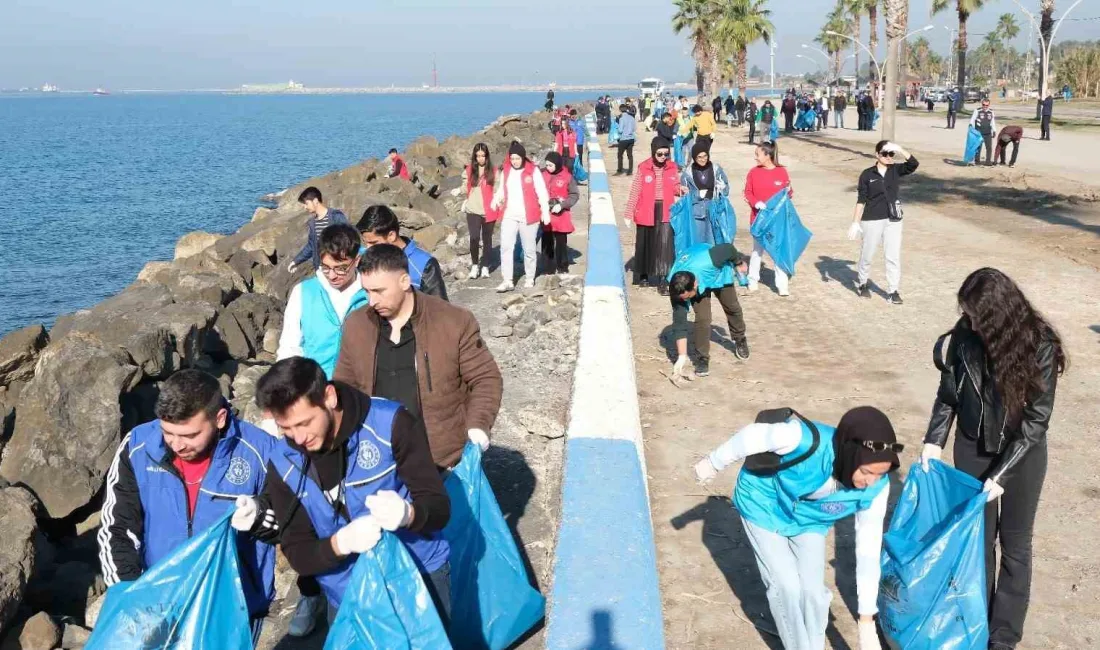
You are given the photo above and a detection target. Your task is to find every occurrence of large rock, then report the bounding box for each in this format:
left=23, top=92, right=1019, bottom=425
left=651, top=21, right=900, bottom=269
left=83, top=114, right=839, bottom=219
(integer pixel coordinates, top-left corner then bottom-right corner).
left=0, top=336, right=140, bottom=518
left=0, top=325, right=48, bottom=386
left=411, top=224, right=454, bottom=253
left=391, top=207, right=434, bottom=231
left=173, top=231, right=222, bottom=260
left=210, top=294, right=283, bottom=360
left=135, top=261, right=171, bottom=283
left=17, top=612, right=59, bottom=650
left=0, top=487, right=40, bottom=638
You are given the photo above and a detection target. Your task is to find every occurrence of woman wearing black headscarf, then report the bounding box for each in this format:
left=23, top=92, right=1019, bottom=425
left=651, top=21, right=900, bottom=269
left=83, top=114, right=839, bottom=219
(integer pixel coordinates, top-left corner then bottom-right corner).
left=624, top=137, right=682, bottom=293
left=679, top=141, right=733, bottom=246
left=694, top=406, right=902, bottom=650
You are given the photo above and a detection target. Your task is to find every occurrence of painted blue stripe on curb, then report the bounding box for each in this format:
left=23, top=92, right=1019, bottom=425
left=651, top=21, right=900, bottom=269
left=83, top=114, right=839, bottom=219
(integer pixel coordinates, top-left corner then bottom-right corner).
left=585, top=224, right=624, bottom=289
left=588, top=149, right=604, bottom=160
left=588, top=171, right=609, bottom=194
left=546, top=438, right=665, bottom=650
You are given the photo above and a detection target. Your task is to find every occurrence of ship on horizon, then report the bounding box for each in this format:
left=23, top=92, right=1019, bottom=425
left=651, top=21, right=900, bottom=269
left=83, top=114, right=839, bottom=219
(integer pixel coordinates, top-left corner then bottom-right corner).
left=93, top=88, right=110, bottom=96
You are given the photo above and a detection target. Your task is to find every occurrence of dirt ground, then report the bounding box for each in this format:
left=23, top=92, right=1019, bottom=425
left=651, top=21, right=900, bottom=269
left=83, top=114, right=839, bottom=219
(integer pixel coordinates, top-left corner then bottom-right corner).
left=604, top=117, right=1100, bottom=649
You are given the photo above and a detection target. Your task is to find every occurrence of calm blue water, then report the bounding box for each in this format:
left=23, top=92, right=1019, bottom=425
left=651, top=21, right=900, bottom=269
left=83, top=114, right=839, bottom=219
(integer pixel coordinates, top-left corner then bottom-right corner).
left=0, top=91, right=611, bottom=336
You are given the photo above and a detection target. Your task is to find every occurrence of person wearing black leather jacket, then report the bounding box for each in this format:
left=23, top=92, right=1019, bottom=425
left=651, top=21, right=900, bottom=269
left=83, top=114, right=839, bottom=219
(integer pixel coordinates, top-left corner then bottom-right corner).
left=920, top=267, right=1067, bottom=650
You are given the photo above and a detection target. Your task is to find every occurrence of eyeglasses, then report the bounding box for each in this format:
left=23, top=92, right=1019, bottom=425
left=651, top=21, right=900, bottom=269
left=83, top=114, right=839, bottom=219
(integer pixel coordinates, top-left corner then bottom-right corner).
left=654, top=151, right=669, bottom=158
left=879, top=151, right=895, bottom=158
left=855, top=439, right=905, bottom=453
left=320, top=263, right=354, bottom=277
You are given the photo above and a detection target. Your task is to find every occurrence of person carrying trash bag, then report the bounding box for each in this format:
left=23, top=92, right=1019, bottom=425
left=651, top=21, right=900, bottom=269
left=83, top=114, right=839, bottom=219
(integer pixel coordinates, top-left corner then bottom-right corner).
left=693, top=406, right=904, bottom=650
left=677, top=141, right=734, bottom=247
left=95, top=369, right=278, bottom=648
left=878, top=460, right=990, bottom=650
left=919, top=268, right=1067, bottom=650
left=743, top=141, right=800, bottom=296
left=232, top=356, right=453, bottom=628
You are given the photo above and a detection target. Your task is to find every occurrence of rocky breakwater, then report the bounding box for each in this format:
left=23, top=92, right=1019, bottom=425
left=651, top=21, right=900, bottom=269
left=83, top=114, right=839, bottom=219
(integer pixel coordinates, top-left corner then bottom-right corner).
left=0, top=106, right=587, bottom=648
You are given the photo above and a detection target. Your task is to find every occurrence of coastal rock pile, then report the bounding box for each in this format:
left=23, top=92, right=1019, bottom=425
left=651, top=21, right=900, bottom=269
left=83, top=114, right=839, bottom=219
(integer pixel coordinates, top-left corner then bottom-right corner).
left=0, top=105, right=582, bottom=646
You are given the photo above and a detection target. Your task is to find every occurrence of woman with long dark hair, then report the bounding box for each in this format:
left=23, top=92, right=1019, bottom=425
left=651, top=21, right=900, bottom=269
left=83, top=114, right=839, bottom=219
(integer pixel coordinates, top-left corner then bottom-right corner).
left=921, top=267, right=1066, bottom=650
left=743, top=141, right=793, bottom=296
left=462, top=143, right=501, bottom=279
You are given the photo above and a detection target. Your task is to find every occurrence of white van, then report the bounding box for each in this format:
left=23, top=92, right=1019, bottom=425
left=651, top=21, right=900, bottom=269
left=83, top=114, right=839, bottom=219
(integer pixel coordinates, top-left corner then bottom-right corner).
left=639, top=78, right=664, bottom=99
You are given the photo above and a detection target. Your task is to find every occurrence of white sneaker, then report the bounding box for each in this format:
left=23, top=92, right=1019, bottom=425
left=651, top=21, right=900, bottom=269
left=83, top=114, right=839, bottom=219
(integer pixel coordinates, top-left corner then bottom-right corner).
left=747, top=280, right=759, bottom=292
left=288, top=594, right=324, bottom=637
left=467, top=264, right=479, bottom=279
left=778, top=287, right=790, bottom=297
left=480, top=266, right=491, bottom=278
left=496, top=280, right=514, bottom=293
left=523, top=278, right=536, bottom=289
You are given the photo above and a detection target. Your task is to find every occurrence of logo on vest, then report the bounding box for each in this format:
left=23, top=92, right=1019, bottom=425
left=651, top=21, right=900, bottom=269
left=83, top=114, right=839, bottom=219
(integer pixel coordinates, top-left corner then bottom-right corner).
left=818, top=501, right=847, bottom=515
left=357, top=440, right=382, bottom=470
left=645, top=175, right=653, bottom=183
left=523, top=176, right=533, bottom=184
left=226, top=457, right=251, bottom=485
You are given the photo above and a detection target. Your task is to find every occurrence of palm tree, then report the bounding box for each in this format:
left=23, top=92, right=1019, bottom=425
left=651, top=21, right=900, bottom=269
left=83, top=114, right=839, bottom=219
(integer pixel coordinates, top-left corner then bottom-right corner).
left=817, top=9, right=853, bottom=82
left=867, top=0, right=880, bottom=82
left=992, top=14, right=1019, bottom=85
left=881, top=0, right=910, bottom=138
left=712, top=0, right=775, bottom=97
left=932, top=0, right=989, bottom=92
left=1038, top=0, right=1055, bottom=97
left=672, top=0, right=713, bottom=93
left=840, top=0, right=865, bottom=84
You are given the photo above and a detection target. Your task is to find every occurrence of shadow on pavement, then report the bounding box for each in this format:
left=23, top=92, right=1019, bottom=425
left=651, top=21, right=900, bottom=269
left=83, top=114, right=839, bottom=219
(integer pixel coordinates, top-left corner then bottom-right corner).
left=573, top=611, right=626, bottom=650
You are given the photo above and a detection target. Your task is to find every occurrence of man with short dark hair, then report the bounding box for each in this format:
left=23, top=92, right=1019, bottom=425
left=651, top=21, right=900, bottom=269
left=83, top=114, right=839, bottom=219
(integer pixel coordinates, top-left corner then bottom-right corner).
left=335, top=244, right=503, bottom=469
left=386, top=148, right=411, bottom=181
left=235, top=357, right=452, bottom=622
left=356, top=205, right=448, bottom=300
left=98, top=369, right=277, bottom=645
left=1040, top=94, right=1054, bottom=140
left=291, top=187, right=349, bottom=273
left=667, top=243, right=751, bottom=379
left=970, top=99, right=997, bottom=166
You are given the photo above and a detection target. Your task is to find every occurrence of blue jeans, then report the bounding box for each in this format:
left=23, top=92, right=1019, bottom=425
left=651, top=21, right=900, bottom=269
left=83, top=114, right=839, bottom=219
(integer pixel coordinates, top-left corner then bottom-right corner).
left=834, top=110, right=844, bottom=128
left=743, top=518, right=832, bottom=650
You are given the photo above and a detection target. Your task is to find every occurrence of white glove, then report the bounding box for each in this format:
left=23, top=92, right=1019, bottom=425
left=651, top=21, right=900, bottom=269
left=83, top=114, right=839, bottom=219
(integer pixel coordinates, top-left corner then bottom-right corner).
left=332, top=515, right=382, bottom=555
left=715, top=178, right=728, bottom=195
left=286, top=260, right=298, bottom=274
left=490, top=198, right=502, bottom=210
left=920, top=443, right=942, bottom=471
left=468, top=428, right=490, bottom=452
left=694, top=456, right=718, bottom=485
left=847, top=222, right=863, bottom=241
left=540, top=213, right=551, bottom=225
left=754, top=201, right=766, bottom=210
left=673, top=355, right=689, bottom=377
left=858, top=620, right=881, bottom=650
left=231, top=495, right=257, bottom=532
left=551, top=203, right=563, bottom=214
left=983, top=478, right=1005, bottom=503
left=364, top=490, right=412, bottom=531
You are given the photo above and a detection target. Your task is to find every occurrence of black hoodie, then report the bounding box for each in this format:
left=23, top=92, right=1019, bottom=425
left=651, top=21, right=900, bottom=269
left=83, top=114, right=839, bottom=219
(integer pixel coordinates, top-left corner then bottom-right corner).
left=256, top=382, right=449, bottom=577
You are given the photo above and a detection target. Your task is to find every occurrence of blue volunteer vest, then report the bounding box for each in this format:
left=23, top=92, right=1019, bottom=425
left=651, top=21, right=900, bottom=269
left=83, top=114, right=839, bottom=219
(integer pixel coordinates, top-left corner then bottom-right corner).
left=667, top=243, right=734, bottom=293
left=734, top=419, right=888, bottom=537
left=267, top=398, right=449, bottom=608
left=129, top=415, right=276, bottom=617
left=300, top=276, right=368, bottom=378
left=402, top=238, right=433, bottom=290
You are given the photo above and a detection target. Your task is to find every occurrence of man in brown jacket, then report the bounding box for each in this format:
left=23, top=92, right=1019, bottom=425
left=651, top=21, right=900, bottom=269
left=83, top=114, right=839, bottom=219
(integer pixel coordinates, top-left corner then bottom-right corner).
left=334, top=243, right=503, bottom=469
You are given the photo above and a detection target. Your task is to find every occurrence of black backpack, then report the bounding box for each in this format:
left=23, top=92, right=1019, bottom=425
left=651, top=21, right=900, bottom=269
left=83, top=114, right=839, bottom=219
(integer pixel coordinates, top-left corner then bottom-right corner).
left=742, top=408, right=820, bottom=476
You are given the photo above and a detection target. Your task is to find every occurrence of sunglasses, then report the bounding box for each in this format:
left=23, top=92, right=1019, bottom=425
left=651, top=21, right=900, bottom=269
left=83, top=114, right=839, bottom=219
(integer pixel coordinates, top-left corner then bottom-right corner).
left=855, top=439, right=905, bottom=453
left=879, top=151, right=895, bottom=158
left=654, top=151, right=669, bottom=158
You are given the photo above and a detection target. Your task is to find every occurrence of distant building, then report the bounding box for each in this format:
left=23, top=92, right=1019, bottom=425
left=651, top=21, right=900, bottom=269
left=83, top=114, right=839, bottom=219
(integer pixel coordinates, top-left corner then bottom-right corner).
left=40, top=83, right=59, bottom=93
left=239, top=80, right=305, bottom=93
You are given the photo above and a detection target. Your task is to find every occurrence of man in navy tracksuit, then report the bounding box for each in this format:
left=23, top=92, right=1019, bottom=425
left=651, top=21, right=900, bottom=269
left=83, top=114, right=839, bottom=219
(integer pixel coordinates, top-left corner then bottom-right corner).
left=356, top=205, right=449, bottom=301
left=970, top=99, right=997, bottom=166
left=233, top=357, right=452, bottom=622
left=98, top=370, right=277, bottom=645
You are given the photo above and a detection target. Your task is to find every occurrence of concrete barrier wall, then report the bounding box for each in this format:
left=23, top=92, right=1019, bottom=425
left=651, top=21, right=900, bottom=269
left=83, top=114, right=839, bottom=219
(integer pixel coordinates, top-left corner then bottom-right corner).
left=545, top=114, right=665, bottom=649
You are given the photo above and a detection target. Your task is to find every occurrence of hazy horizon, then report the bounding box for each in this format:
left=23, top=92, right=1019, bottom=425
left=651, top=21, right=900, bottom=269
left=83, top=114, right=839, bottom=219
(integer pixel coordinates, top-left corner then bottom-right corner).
left=2, top=0, right=1093, bottom=91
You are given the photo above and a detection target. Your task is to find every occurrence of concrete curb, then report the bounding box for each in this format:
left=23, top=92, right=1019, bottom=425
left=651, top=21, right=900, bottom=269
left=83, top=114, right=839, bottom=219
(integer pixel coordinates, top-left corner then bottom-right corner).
left=545, top=114, right=665, bottom=649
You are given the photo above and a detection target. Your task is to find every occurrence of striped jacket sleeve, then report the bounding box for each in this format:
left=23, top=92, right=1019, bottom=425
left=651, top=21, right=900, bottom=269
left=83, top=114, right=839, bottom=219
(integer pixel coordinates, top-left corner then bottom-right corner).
left=97, top=433, right=145, bottom=586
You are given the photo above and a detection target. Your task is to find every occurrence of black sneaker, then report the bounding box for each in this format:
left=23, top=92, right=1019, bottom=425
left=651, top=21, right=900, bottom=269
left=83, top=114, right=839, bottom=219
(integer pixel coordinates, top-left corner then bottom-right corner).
left=856, top=283, right=871, bottom=298
left=694, top=357, right=710, bottom=377
left=887, top=292, right=904, bottom=305
left=734, top=339, right=751, bottom=360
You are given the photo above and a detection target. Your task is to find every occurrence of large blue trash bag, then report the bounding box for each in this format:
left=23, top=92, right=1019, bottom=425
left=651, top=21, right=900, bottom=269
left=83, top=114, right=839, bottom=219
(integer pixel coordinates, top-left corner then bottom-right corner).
left=707, top=195, right=737, bottom=246
left=572, top=155, right=588, bottom=182
left=964, top=126, right=983, bottom=162
left=325, top=532, right=451, bottom=650
left=608, top=119, right=620, bottom=146
left=670, top=195, right=736, bottom=288
left=443, top=444, right=546, bottom=650
left=749, top=188, right=812, bottom=277
left=673, top=134, right=685, bottom=166
left=86, top=512, right=252, bottom=650
left=795, top=109, right=817, bottom=130
left=768, top=119, right=779, bottom=141
left=670, top=195, right=694, bottom=256
left=878, top=460, right=989, bottom=650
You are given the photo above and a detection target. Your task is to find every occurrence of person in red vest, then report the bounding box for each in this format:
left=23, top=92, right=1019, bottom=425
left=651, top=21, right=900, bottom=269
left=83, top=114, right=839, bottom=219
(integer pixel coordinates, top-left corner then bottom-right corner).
left=490, top=141, right=550, bottom=292
left=386, top=148, right=411, bottom=181
left=462, top=143, right=502, bottom=279
left=541, top=152, right=579, bottom=276
left=624, top=137, right=682, bottom=295
left=743, top=141, right=794, bottom=296
left=554, top=119, right=577, bottom=174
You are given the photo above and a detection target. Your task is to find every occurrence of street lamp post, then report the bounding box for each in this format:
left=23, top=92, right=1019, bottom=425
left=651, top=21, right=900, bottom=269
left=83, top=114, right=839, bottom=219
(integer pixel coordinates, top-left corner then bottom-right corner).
left=770, top=41, right=777, bottom=98
left=801, top=44, right=833, bottom=82
left=1005, top=0, right=1083, bottom=109
left=827, top=30, right=885, bottom=87
left=940, top=25, right=956, bottom=86
left=897, top=25, right=935, bottom=108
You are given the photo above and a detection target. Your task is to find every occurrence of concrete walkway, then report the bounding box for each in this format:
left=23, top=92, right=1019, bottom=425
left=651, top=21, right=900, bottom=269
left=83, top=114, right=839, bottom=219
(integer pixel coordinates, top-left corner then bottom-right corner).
left=602, top=119, right=1100, bottom=649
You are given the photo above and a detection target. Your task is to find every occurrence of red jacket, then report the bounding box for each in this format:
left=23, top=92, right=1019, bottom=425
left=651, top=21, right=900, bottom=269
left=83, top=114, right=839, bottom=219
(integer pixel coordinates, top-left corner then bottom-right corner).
left=744, top=165, right=793, bottom=225
left=542, top=168, right=576, bottom=234
left=500, top=162, right=543, bottom=225
left=391, top=154, right=411, bottom=181
left=624, top=158, right=681, bottom=226
left=555, top=128, right=577, bottom=158
left=465, top=165, right=502, bottom=223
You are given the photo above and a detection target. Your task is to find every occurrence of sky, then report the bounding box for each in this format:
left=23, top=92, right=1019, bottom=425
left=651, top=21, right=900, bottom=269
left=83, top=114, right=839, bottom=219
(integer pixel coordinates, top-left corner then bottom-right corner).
left=0, top=0, right=1094, bottom=90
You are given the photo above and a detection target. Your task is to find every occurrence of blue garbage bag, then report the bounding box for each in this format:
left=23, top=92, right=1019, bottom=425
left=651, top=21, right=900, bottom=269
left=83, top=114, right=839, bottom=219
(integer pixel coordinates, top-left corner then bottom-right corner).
left=964, top=126, right=982, bottom=162
left=444, top=444, right=546, bottom=650
left=873, top=109, right=882, bottom=128
left=673, top=134, right=685, bottom=167
left=878, top=461, right=989, bottom=650
left=707, top=194, right=737, bottom=246
left=572, top=155, right=588, bottom=182
left=795, top=109, right=817, bottom=130
left=769, top=120, right=779, bottom=141
left=670, top=195, right=695, bottom=257
left=749, top=188, right=812, bottom=277
left=608, top=119, right=620, bottom=146
left=670, top=195, right=736, bottom=288
left=86, top=512, right=252, bottom=650
left=325, top=533, right=451, bottom=650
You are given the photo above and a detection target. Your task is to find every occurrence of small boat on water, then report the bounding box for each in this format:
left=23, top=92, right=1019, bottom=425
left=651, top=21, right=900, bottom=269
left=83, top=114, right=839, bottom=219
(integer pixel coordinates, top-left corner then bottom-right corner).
left=93, top=88, right=110, bottom=96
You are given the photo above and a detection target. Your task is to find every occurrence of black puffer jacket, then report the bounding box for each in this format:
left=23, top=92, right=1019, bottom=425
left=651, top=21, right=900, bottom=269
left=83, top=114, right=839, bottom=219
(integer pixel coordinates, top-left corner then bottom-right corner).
left=924, top=318, right=1059, bottom=482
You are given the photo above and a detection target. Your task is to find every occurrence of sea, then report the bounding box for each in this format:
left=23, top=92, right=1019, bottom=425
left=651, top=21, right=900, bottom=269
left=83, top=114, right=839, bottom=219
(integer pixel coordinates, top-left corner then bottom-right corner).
left=0, top=90, right=616, bottom=337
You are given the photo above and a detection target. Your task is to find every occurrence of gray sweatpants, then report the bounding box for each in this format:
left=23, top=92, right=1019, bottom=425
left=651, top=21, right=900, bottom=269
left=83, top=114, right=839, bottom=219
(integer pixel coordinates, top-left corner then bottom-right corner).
left=857, top=219, right=903, bottom=293
left=500, top=218, right=540, bottom=283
